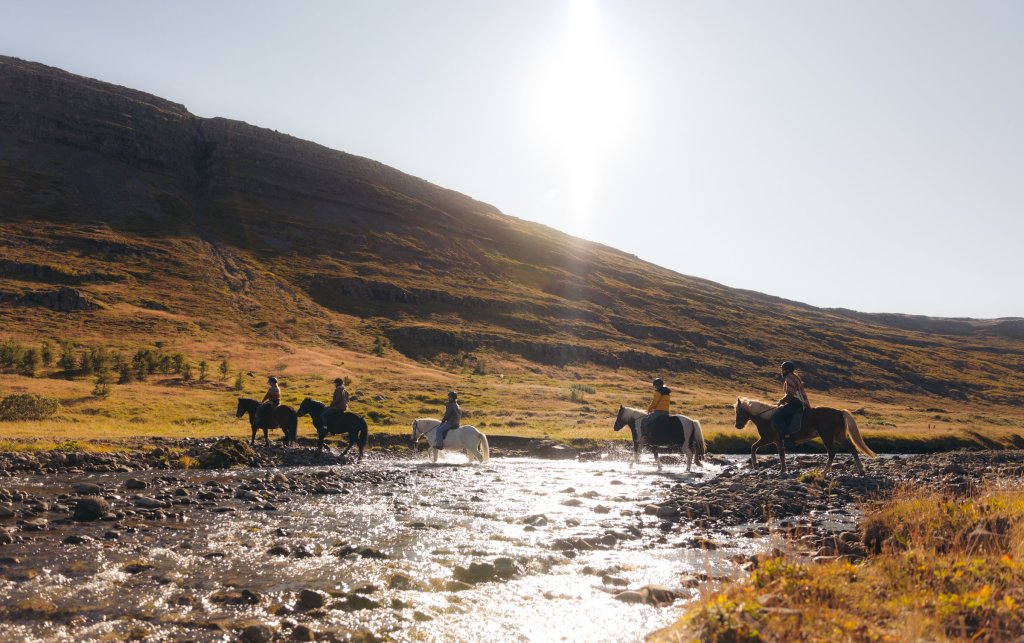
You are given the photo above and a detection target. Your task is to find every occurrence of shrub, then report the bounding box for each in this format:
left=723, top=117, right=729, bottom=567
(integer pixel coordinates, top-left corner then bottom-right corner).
left=198, top=360, right=208, bottom=381
left=234, top=371, right=245, bottom=391
left=219, top=359, right=229, bottom=381
left=40, top=341, right=54, bottom=367
left=568, top=383, right=595, bottom=403
left=92, top=369, right=111, bottom=398
left=57, top=342, right=76, bottom=372
left=0, top=339, right=25, bottom=368
left=181, top=362, right=193, bottom=381
left=20, top=348, right=39, bottom=376
left=0, top=394, right=61, bottom=421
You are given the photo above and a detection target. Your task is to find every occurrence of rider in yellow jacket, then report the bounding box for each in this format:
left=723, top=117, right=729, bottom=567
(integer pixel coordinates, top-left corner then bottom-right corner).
left=640, top=378, right=671, bottom=440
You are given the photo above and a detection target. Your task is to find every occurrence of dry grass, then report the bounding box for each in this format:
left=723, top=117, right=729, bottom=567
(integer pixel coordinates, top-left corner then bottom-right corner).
left=653, top=485, right=1024, bottom=642
left=1, top=340, right=1022, bottom=450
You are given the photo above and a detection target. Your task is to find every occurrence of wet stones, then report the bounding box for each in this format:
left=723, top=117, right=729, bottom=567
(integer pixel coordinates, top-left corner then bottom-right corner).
left=72, top=482, right=102, bottom=495
left=73, top=497, right=109, bottom=521
left=296, top=589, right=326, bottom=612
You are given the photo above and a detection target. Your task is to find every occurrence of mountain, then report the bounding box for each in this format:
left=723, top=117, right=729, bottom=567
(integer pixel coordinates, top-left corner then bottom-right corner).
left=1, top=55, right=1022, bottom=404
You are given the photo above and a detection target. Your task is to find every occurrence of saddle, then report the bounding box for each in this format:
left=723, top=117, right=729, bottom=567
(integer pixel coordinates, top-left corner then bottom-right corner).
left=639, top=414, right=675, bottom=442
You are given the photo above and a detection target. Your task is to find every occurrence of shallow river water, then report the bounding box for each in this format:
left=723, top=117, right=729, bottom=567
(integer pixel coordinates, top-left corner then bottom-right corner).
left=0, top=455, right=771, bottom=642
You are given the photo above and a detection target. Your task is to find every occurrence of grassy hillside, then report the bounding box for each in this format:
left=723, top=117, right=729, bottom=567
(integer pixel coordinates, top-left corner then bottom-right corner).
left=0, top=55, right=1022, bottom=448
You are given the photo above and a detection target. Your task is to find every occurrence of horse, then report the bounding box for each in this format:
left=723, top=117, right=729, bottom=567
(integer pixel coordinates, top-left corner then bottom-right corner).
left=296, top=398, right=368, bottom=460
left=411, top=418, right=490, bottom=464
left=612, top=406, right=706, bottom=472
left=734, top=397, right=876, bottom=475
left=235, top=398, right=298, bottom=447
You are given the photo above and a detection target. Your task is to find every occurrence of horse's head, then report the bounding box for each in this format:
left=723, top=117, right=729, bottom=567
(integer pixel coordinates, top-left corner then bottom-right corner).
left=613, top=406, right=627, bottom=432
left=235, top=398, right=247, bottom=418
left=734, top=398, right=749, bottom=430
left=296, top=397, right=313, bottom=417
left=411, top=419, right=420, bottom=445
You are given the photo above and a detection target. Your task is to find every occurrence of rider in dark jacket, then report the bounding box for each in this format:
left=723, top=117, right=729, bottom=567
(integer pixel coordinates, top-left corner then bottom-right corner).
left=434, top=391, right=462, bottom=449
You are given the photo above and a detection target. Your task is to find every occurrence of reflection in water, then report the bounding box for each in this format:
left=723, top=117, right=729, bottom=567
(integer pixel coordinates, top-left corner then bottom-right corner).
left=0, top=457, right=768, bottom=642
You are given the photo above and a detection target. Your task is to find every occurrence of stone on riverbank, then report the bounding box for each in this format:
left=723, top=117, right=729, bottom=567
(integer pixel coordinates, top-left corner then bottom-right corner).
left=73, top=497, right=109, bottom=521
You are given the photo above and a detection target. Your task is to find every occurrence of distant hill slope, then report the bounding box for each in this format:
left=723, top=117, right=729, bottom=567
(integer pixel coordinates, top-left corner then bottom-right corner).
left=1, top=55, right=1021, bottom=403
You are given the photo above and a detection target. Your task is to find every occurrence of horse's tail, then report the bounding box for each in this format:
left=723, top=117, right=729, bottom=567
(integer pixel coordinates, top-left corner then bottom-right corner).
left=842, top=410, right=876, bottom=458
left=478, top=432, right=490, bottom=463
left=689, top=419, right=706, bottom=464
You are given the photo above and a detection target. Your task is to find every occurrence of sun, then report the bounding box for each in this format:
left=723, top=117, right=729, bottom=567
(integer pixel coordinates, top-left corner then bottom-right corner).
left=530, top=0, right=635, bottom=223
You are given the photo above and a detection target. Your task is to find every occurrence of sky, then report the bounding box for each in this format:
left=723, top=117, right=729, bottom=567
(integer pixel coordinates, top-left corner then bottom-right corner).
left=2, top=1, right=1022, bottom=318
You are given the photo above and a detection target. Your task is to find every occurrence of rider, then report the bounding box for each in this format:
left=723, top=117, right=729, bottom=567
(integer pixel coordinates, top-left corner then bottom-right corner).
left=321, top=377, right=349, bottom=428
left=773, top=361, right=809, bottom=437
left=433, top=391, right=462, bottom=450
left=255, top=376, right=281, bottom=426
left=640, top=378, right=671, bottom=441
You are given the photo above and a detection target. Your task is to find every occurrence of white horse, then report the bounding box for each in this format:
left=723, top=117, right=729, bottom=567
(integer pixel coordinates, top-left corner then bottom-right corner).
left=612, top=405, right=706, bottom=472
left=411, top=418, right=491, bottom=464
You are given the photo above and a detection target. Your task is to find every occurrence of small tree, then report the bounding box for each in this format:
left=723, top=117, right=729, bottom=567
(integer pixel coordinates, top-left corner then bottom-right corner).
left=40, top=341, right=54, bottom=367
left=92, top=368, right=111, bottom=397
left=198, top=360, right=208, bottom=381
left=219, top=359, right=230, bottom=381
left=57, top=342, right=77, bottom=373
left=78, top=350, right=94, bottom=376
left=20, top=348, right=39, bottom=376
left=118, top=362, right=134, bottom=384
left=373, top=336, right=389, bottom=356
left=0, top=339, right=24, bottom=368
left=234, top=371, right=245, bottom=391
left=181, top=361, right=193, bottom=381
left=172, top=353, right=185, bottom=374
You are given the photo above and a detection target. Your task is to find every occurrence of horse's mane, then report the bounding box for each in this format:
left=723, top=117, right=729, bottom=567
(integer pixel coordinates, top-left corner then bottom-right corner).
left=620, top=406, right=646, bottom=415
left=302, top=397, right=326, bottom=409
left=738, top=397, right=775, bottom=415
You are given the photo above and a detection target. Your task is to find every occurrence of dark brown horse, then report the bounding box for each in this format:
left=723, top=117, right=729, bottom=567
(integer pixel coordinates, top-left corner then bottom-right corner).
left=734, top=397, right=875, bottom=474
left=236, top=398, right=298, bottom=447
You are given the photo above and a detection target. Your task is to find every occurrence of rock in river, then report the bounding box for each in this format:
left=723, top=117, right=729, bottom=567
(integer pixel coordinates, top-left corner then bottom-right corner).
left=73, top=497, right=109, bottom=521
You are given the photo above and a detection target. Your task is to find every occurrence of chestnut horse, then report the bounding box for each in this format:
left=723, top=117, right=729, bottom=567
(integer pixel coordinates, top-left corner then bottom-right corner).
left=235, top=398, right=298, bottom=447
left=734, top=397, right=875, bottom=475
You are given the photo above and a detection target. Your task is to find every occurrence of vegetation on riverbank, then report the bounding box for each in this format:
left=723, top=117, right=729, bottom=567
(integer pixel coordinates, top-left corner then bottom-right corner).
left=2, top=335, right=1023, bottom=453
left=652, top=484, right=1024, bottom=642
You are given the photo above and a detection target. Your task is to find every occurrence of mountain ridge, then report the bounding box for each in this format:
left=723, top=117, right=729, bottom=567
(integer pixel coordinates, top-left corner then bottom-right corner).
left=1, top=55, right=1022, bottom=404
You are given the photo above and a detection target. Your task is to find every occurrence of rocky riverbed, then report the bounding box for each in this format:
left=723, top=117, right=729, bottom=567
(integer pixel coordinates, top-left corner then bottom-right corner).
left=1, top=443, right=1023, bottom=642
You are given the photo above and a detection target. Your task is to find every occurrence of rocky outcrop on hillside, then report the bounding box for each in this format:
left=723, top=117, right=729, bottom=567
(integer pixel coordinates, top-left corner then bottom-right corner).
left=0, top=286, right=99, bottom=312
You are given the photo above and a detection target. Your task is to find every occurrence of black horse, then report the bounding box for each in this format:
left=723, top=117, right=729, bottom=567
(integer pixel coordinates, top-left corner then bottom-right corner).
left=235, top=398, right=298, bottom=447
left=612, top=405, right=706, bottom=471
left=296, top=398, right=368, bottom=460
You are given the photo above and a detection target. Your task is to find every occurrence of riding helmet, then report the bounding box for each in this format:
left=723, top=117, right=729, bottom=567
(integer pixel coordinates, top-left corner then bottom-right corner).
left=268, top=376, right=278, bottom=383
left=781, top=361, right=796, bottom=373
left=448, top=391, right=458, bottom=400
left=334, top=377, right=344, bottom=385
left=652, top=378, right=664, bottom=387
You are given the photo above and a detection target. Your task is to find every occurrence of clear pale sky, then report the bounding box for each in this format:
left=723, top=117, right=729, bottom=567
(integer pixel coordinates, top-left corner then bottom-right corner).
left=3, top=1, right=1022, bottom=318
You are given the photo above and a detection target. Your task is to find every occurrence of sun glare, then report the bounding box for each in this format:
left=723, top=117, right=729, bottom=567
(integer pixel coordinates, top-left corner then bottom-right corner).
left=530, top=0, right=635, bottom=225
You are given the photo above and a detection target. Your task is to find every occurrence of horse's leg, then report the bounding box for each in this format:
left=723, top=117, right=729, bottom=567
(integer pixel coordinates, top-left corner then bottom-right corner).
left=777, top=442, right=787, bottom=473
left=850, top=444, right=865, bottom=475
left=825, top=447, right=835, bottom=476
left=250, top=425, right=256, bottom=446
left=750, top=438, right=766, bottom=468
left=263, top=426, right=269, bottom=447
left=653, top=448, right=662, bottom=471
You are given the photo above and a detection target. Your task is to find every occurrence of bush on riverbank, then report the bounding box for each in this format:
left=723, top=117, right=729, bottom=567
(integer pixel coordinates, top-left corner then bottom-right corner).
left=0, top=393, right=61, bottom=421
left=653, top=485, right=1024, bottom=642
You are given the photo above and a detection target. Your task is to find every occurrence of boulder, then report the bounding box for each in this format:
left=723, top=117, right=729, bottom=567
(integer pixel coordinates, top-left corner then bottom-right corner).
left=73, top=497, right=109, bottom=521
left=200, top=438, right=258, bottom=469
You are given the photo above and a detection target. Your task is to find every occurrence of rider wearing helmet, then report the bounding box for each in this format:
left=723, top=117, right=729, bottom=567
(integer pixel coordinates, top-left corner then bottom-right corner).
left=433, top=391, right=462, bottom=450
left=256, top=376, right=281, bottom=426
left=774, top=362, right=809, bottom=437
left=322, top=377, right=350, bottom=428
left=640, top=378, right=671, bottom=441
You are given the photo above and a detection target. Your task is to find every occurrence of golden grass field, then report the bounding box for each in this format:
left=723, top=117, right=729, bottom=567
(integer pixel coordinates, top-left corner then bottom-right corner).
left=2, top=336, right=1022, bottom=453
